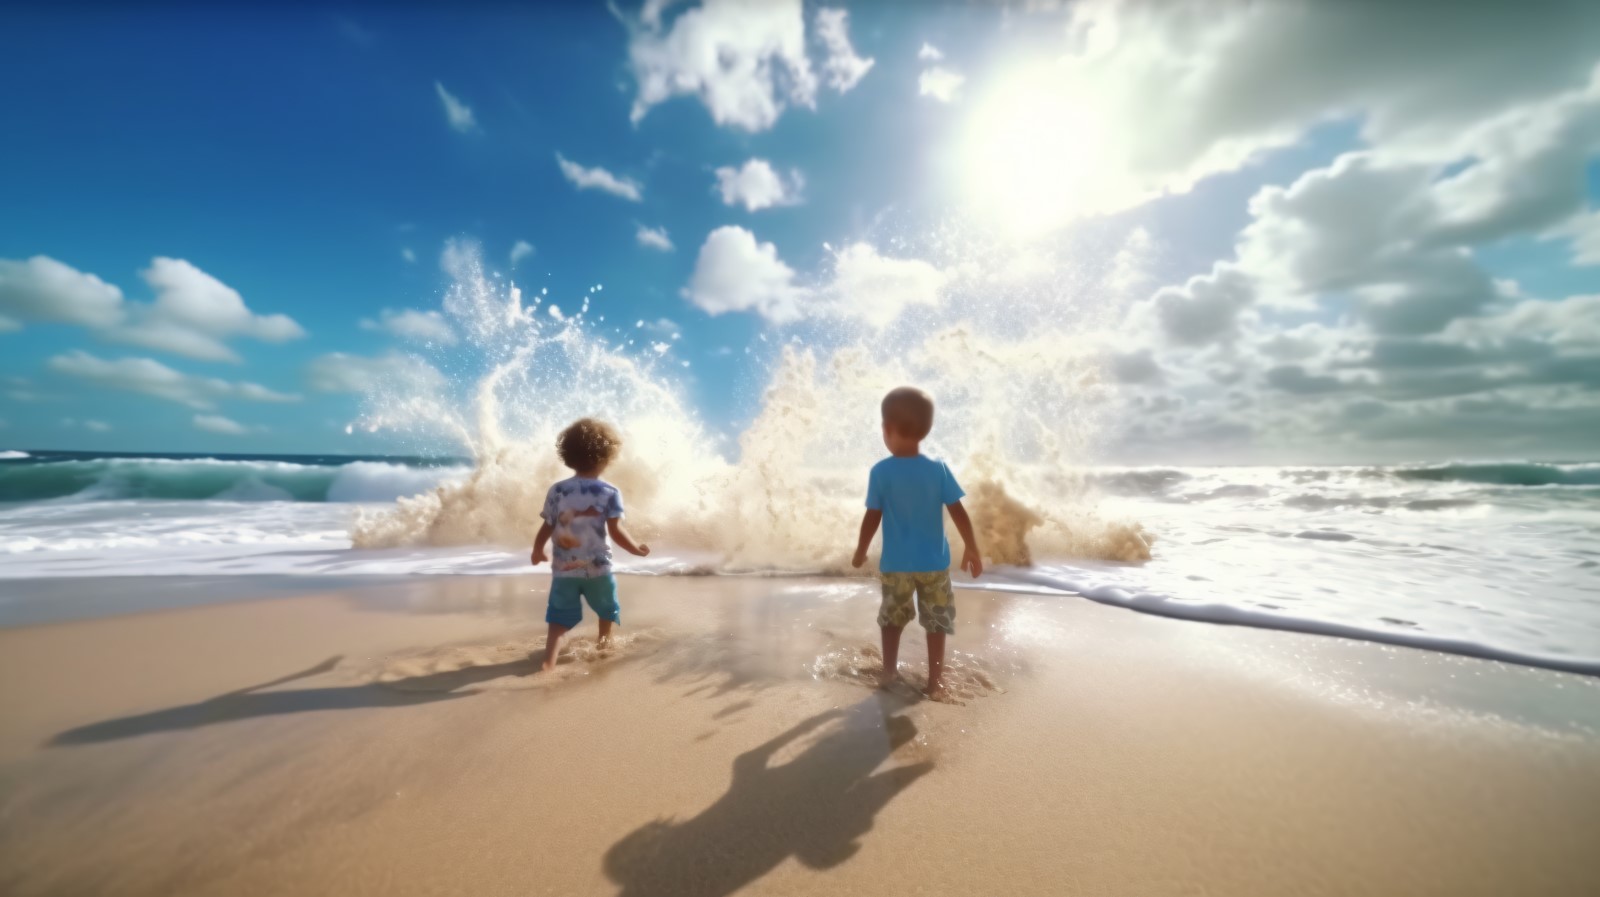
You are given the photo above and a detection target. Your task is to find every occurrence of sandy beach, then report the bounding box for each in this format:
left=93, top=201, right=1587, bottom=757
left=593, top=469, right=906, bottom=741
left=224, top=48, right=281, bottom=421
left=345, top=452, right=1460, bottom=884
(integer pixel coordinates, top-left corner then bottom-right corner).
left=1, top=574, right=1597, bottom=897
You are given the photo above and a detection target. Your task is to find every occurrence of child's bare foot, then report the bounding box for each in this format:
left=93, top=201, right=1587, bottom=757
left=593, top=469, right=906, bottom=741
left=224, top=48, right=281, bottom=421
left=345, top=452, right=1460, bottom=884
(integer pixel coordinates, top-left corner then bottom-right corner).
left=539, top=658, right=557, bottom=673
left=923, top=680, right=947, bottom=701
left=877, top=665, right=900, bottom=689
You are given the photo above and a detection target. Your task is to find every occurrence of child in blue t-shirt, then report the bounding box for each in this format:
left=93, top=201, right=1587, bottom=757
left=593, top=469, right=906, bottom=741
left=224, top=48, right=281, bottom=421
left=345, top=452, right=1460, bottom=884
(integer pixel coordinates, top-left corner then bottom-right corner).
left=851, top=387, right=983, bottom=698
left=531, top=418, right=650, bottom=671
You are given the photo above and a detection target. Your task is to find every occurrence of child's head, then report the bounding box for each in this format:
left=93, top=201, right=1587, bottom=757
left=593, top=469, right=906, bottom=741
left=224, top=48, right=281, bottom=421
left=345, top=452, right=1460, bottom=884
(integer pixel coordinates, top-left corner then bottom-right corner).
left=880, top=386, right=934, bottom=454
left=557, top=417, right=621, bottom=475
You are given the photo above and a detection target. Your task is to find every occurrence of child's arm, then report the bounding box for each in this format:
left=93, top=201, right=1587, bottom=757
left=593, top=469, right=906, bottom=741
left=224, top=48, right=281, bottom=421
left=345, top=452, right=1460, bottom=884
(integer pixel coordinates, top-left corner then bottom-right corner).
left=851, top=510, right=882, bottom=568
left=606, top=518, right=651, bottom=557
left=946, top=500, right=983, bottom=578
left=530, top=521, right=553, bottom=566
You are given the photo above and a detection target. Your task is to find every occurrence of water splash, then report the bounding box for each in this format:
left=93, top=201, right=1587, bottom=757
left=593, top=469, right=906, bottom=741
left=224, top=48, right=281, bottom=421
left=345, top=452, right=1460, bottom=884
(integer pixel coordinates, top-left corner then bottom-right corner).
left=350, top=238, right=1151, bottom=570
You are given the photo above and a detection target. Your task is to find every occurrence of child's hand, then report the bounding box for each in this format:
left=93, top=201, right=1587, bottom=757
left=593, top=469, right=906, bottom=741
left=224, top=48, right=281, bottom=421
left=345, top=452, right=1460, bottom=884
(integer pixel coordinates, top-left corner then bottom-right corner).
left=531, top=546, right=548, bottom=566
left=852, top=547, right=868, bottom=569
left=960, top=547, right=983, bottom=579
left=633, top=543, right=651, bottom=557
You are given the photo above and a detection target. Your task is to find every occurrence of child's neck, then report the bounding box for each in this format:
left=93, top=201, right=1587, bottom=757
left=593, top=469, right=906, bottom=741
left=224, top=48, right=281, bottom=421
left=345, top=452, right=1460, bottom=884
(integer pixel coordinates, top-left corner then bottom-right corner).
left=574, top=468, right=604, bottom=479
left=889, top=445, right=921, bottom=458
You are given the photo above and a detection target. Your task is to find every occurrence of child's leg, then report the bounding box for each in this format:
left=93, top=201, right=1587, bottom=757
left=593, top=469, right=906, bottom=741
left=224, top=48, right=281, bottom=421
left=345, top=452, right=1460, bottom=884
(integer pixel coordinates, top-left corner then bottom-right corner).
left=916, top=572, right=956, bottom=698
left=924, top=632, right=947, bottom=696
left=583, top=575, right=621, bottom=646
left=542, top=578, right=583, bottom=672
left=876, top=572, right=917, bottom=686
left=880, top=625, right=905, bottom=685
left=541, top=623, right=569, bottom=672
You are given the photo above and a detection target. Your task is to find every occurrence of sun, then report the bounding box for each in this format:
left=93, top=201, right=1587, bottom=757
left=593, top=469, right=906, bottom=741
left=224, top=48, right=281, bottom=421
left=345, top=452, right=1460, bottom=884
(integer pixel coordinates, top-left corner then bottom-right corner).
left=961, top=63, right=1133, bottom=239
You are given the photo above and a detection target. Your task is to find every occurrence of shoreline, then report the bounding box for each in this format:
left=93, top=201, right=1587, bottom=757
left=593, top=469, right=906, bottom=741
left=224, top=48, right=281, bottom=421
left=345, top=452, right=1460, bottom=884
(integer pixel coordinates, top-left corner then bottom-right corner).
left=2, top=575, right=1598, bottom=895
left=5, top=569, right=1599, bottom=682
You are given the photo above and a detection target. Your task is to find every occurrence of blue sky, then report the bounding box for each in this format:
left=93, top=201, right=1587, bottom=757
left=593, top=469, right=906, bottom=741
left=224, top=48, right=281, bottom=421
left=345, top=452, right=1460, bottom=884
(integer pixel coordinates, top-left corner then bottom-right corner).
left=3, top=1, right=1599, bottom=462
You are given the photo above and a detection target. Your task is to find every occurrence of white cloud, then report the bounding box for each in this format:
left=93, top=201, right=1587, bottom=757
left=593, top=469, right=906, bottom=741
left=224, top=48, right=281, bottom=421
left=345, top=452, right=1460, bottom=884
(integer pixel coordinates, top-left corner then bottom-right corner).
left=306, top=351, right=445, bottom=395
left=84, top=419, right=112, bottom=432
left=683, top=226, right=805, bottom=322
left=0, top=256, right=126, bottom=329
left=714, top=158, right=803, bottom=211
left=815, top=8, right=873, bottom=93
left=48, top=350, right=300, bottom=410
left=110, top=257, right=306, bottom=362
left=918, top=66, right=964, bottom=103
left=193, top=414, right=251, bottom=436
left=402, top=248, right=417, bottom=264
left=1564, top=211, right=1600, bottom=265
left=636, top=317, right=680, bottom=337
left=510, top=240, right=535, bottom=267
left=359, top=308, right=458, bottom=345
left=636, top=225, right=674, bottom=252
left=682, top=227, right=945, bottom=327
left=953, top=1, right=1600, bottom=230
left=556, top=154, right=643, bottom=201
left=434, top=81, right=479, bottom=133
left=818, top=243, right=945, bottom=328
left=918, top=43, right=943, bottom=62
left=625, top=0, right=816, bottom=132
left=0, top=315, right=18, bottom=333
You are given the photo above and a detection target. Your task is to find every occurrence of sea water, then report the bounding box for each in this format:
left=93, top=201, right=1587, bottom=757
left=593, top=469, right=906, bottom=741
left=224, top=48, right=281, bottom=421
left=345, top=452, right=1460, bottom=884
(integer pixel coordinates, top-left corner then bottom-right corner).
left=2, top=241, right=1596, bottom=674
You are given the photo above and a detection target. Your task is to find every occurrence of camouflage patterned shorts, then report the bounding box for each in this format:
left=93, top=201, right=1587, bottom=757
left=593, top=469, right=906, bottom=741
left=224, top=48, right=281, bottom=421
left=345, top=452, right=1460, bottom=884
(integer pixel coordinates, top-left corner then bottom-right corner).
left=877, top=570, right=956, bottom=635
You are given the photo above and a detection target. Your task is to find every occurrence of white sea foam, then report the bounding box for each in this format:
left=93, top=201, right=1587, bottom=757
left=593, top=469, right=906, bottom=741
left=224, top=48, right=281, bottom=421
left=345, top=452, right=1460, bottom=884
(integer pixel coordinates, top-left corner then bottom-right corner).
left=0, top=450, right=29, bottom=460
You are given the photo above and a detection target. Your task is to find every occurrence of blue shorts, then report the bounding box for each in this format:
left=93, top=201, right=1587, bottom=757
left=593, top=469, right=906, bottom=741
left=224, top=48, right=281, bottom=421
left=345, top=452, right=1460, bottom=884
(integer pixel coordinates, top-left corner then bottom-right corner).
left=546, top=575, right=620, bottom=629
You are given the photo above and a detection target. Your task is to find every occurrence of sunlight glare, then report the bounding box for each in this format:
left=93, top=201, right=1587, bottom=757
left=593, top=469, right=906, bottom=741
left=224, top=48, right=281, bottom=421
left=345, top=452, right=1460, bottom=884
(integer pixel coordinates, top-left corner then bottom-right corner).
left=961, top=63, right=1134, bottom=239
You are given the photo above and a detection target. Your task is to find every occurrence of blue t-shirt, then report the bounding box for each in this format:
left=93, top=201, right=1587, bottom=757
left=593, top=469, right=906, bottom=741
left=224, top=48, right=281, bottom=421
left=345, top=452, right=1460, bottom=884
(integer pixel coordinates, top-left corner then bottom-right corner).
left=865, top=455, right=965, bottom=573
left=541, top=477, right=624, bottom=578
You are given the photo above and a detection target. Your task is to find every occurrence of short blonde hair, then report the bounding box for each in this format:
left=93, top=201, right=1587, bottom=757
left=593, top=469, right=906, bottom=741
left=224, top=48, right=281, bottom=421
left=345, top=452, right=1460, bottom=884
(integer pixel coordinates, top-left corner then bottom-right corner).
left=881, top=386, right=934, bottom=440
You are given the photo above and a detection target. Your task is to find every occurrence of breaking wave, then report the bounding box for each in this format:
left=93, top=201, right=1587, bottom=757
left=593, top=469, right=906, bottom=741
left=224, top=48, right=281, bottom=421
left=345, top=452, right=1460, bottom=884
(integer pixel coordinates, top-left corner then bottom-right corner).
left=0, top=457, right=466, bottom=504
left=348, top=240, right=1153, bottom=570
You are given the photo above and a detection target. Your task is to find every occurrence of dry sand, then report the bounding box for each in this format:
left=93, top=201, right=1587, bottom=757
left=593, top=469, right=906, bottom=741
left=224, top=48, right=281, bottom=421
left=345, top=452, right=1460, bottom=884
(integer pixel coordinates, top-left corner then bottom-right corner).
left=2, top=574, right=1598, bottom=896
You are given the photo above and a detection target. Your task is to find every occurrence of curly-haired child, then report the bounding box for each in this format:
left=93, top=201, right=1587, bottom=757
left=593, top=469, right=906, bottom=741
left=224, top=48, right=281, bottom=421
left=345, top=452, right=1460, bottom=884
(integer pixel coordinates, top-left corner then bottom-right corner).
left=530, top=418, right=650, bottom=671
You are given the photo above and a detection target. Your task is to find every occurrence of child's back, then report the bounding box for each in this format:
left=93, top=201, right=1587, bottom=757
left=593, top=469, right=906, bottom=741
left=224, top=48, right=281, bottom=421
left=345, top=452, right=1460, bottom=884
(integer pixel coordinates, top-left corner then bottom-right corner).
left=852, top=387, right=982, bottom=699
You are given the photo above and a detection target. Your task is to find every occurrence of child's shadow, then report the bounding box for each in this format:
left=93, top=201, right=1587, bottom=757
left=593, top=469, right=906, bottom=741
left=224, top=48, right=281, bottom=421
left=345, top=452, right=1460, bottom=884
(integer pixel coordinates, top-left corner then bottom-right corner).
left=604, top=693, right=933, bottom=897
left=47, top=655, right=523, bottom=746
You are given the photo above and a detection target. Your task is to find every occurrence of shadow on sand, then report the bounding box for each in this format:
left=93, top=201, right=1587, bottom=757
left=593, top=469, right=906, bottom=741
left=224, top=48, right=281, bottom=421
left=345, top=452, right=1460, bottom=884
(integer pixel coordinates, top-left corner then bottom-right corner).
left=604, top=693, right=933, bottom=897
left=47, top=654, right=529, bottom=746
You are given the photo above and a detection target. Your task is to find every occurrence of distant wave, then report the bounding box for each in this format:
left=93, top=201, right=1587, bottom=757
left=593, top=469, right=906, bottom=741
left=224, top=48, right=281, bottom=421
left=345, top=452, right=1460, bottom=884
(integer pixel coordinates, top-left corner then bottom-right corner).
left=1389, top=461, right=1600, bottom=487
left=0, top=457, right=467, bottom=503
left=0, top=450, right=29, bottom=461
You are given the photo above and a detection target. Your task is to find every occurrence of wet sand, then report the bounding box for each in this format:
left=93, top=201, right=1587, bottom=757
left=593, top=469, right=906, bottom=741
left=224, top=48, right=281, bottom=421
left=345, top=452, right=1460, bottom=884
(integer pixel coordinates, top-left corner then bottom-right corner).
left=2, top=574, right=1599, bottom=896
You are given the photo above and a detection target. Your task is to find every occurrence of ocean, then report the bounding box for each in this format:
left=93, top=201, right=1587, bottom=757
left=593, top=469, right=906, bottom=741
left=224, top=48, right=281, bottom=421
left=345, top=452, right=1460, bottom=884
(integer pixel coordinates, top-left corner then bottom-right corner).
left=3, top=448, right=1596, bottom=676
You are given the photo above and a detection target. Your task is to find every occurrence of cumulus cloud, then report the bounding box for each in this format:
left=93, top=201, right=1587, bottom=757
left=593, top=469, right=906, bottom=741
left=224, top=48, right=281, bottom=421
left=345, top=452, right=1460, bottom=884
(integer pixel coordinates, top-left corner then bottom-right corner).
left=918, top=43, right=943, bottom=62
left=682, top=227, right=944, bottom=326
left=111, top=257, right=305, bottom=362
left=815, top=8, right=873, bottom=93
left=0, top=256, right=125, bottom=329
left=510, top=240, right=535, bottom=267
left=624, top=0, right=816, bottom=132
left=434, top=81, right=479, bottom=133
left=556, top=154, right=643, bottom=201
left=402, top=248, right=417, bottom=264
left=359, top=308, right=458, bottom=345
left=969, top=0, right=1600, bottom=222
left=817, top=243, right=945, bottom=327
left=48, top=351, right=300, bottom=410
left=193, top=414, right=252, bottom=436
left=683, top=226, right=804, bottom=322
left=918, top=66, right=964, bottom=103
left=713, top=158, right=803, bottom=211
left=306, top=351, right=445, bottom=395
left=636, top=225, right=674, bottom=252
left=3, top=256, right=304, bottom=363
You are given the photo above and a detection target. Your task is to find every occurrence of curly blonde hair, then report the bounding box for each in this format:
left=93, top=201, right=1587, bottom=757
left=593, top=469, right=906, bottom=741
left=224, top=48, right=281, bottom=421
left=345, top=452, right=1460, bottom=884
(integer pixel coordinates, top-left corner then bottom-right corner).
left=557, top=418, right=622, bottom=472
